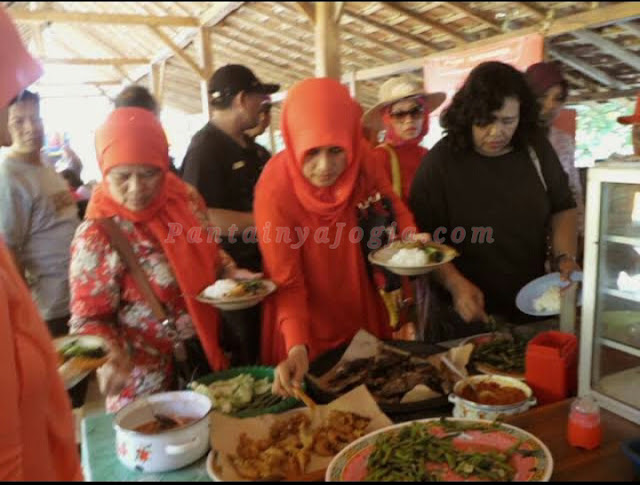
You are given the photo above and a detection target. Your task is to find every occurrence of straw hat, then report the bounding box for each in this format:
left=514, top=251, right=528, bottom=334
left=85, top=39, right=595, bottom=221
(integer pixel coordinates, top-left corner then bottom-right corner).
left=617, top=95, right=640, bottom=125
left=363, top=75, right=446, bottom=130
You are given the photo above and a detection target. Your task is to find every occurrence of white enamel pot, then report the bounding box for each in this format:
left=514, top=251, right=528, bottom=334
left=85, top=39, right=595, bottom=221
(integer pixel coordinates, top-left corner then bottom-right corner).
left=113, top=390, right=212, bottom=473
left=448, top=375, right=537, bottom=421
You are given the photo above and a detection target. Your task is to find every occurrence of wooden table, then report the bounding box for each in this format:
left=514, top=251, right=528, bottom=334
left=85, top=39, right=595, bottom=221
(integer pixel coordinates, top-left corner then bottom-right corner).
left=504, top=399, right=638, bottom=481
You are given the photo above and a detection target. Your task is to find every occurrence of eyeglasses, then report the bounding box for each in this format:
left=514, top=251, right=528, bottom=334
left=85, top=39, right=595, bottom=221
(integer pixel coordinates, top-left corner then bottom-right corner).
left=389, top=106, right=424, bottom=120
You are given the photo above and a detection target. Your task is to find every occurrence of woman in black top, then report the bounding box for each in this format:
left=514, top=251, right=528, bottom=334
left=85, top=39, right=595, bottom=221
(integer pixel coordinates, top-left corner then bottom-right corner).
left=409, top=61, right=579, bottom=341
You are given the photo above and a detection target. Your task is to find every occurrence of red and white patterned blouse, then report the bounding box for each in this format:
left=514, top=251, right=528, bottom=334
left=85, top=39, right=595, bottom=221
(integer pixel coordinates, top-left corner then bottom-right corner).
left=69, top=188, right=217, bottom=413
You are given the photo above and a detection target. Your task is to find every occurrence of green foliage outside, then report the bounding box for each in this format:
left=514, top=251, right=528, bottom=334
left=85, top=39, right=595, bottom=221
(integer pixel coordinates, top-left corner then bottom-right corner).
left=572, top=97, right=635, bottom=167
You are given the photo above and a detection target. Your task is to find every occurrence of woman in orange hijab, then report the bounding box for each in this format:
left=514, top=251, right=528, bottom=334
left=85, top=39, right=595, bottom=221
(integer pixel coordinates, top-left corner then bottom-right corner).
left=254, top=78, right=420, bottom=396
left=0, top=5, right=82, bottom=481
left=69, top=107, right=248, bottom=413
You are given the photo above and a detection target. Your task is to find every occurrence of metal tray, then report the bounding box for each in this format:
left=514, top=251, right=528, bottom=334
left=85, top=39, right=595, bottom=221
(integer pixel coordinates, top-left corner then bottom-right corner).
left=306, top=340, right=452, bottom=418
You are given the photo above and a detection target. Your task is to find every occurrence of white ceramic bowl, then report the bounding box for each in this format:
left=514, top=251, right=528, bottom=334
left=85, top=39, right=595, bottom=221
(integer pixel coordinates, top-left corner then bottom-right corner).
left=449, top=375, right=536, bottom=421
left=113, top=391, right=212, bottom=473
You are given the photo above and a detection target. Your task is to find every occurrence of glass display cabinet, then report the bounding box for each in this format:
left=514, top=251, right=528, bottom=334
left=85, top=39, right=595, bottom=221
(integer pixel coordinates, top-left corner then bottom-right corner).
left=580, top=161, right=640, bottom=425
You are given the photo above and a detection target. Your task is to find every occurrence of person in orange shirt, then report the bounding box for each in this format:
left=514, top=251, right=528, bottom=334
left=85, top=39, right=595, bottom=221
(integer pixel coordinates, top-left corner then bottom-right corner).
left=0, top=5, right=83, bottom=481
left=363, top=75, right=445, bottom=204
left=254, top=78, right=422, bottom=396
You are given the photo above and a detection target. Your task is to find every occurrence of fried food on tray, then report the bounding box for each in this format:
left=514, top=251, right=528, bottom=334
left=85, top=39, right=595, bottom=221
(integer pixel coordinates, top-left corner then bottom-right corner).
left=229, top=412, right=313, bottom=480
left=312, top=410, right=371, bottom=456
left=227, top=410, right=371, bottom=480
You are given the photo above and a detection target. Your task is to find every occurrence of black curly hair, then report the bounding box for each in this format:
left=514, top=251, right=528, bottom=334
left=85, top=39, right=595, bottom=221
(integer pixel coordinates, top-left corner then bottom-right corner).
left=441, top=61, right=542, bottom=153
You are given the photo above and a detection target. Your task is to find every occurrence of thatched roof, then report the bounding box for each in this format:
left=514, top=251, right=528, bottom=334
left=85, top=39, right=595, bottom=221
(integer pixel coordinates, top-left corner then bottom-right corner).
left=4, top=1, right=640, bottom=119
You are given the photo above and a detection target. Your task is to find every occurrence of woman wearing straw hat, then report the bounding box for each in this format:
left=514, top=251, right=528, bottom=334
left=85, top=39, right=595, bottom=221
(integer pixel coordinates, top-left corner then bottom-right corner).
left=617, top=95, right=640, bottom=156
left=363, top=75, right=445, bottom=204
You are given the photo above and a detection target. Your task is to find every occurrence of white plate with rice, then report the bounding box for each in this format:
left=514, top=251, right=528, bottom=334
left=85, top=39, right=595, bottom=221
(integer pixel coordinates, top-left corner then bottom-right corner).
left=197, top=279, right=277, bottom=311
left=368, top=240, right=458, bottom=276
left=516, top=271, right=583, bottom=317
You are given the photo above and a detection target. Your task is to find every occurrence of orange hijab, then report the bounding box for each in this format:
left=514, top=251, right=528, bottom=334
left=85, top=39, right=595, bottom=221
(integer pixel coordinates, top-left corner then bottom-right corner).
left=86, top=107, right=226, bottom=371
left=0, top=7, right=43, bottom=108
left=280, top=78, right=363, bottom=225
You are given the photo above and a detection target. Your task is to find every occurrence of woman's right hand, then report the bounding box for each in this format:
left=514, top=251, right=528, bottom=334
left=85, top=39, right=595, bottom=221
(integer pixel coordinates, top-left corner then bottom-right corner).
left=450, top=276, right=489, bottom=324
left=96, top=343, right=133, bottom=397
left=272, top=345, right=308, bottom=398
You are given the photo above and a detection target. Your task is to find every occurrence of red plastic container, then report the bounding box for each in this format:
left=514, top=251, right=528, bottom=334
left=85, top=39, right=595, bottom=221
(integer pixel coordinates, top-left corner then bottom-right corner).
left=525, top=331, right=578, bottom=405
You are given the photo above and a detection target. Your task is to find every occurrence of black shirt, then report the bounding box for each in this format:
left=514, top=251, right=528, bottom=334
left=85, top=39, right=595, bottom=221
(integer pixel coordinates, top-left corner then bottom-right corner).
left=181, top=122, right=267, bottom=271
left=409, top=135, right=576, bottom=321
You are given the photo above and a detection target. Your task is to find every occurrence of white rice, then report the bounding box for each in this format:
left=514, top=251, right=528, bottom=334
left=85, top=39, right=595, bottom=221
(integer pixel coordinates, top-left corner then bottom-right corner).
left=203, top=279, right=239, bottom=299
left=389, top=248, right=429, bottom=267
left=533, top=285, right=561, bottom=312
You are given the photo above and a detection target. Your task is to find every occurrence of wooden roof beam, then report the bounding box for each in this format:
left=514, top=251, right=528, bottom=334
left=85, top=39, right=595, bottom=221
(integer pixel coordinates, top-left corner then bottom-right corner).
left=444, top=3, right=501, bottom=31
left=350, top=2, right=640, bottom=82
left=59, top=26, right=135, bottom=83
left=221, top=17, right=369, bottom=71
left=572, top=29, right=640, bottom=71
left=30, top=23, right=46, bottom=57
left=211, top=32, right=312, bottom=78
left=567, top=88, right=638, bottom=104
left=245, top=3, right=393, bottom=65
left=548, top=47, right=627, bottom=90
left=341, top=23, right=414, bottom=59
left=381, top=2, right=467, bottom=44
left=8, top=9, right=199, bottom=27
left=40, top=57, right=150, bottom=66
left=622, top=21, right=640, bottom=37
left=518, top=3, right=547, bottom=21
left=127, top=2, right=243, bottom=86
left=343, top=9, right=438, bottom=53
left=334, top=2, right=346, bottom=23
left=295, top=2, right=316, bottom=23
left=148, top=26, right=204, bottom=79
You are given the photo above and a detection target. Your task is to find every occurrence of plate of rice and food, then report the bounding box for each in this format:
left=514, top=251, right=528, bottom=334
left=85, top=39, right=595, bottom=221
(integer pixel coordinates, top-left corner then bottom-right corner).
left=54, top=335, right=110, bottom=390
left=516, top=272, right=582, bottom=317
left=197, top=279, right=277, bottom=311
left=368, top=240, right=458, bottom=276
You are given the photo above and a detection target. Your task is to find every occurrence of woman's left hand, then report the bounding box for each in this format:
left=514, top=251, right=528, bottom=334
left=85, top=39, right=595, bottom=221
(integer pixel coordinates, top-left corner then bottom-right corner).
left=224, top=267, right=263, bottom=280
left=407, top=231, right=432, bottom=244
left=557, top=255, right=581, bottom=281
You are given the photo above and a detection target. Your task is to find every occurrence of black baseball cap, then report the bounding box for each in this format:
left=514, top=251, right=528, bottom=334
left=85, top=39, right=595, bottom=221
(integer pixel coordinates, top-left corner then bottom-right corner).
left=208, top=64, right=280, bottom=103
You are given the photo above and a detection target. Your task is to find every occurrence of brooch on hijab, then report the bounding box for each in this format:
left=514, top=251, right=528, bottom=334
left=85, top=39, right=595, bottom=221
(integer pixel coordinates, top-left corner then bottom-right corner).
left=356, top=191, right=382, bottom=210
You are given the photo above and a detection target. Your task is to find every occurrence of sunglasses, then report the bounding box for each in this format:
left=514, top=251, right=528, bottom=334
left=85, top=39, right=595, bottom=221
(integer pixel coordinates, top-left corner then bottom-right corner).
left=389, top=105, right=424, bottom=120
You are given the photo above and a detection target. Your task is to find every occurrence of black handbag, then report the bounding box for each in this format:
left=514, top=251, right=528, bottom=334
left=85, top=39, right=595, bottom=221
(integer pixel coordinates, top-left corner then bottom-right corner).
left=98, top=218, right=211, bottom=390
left=356, top=192, right=415, bottom=330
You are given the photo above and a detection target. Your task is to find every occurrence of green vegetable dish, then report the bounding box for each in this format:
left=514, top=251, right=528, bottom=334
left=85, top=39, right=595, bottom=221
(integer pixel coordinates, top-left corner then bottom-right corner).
left=58, top=338, right=107, bottom=363
left=471, top=337, right=527, bottom=374
left=189, top=366, right=301, bottom=418
left=366, top=420, right=521, bottom=482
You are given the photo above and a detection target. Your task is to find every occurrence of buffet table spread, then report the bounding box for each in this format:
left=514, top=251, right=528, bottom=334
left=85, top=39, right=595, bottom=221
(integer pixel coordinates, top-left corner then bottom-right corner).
left=81, top=397, right=638, bottom=481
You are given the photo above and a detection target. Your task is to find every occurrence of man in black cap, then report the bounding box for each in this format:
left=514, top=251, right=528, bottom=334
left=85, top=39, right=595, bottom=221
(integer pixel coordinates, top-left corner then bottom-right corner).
left=181, top=64, right=279, bottom=366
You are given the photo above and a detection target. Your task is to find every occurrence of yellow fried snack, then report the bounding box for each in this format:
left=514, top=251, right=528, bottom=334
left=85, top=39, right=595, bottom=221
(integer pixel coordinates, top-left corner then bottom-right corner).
left=227, top=410, right=371, bottom=480
left=228, top=412, right=313, bottom=480
left=312, top=410, right=371, bottom=456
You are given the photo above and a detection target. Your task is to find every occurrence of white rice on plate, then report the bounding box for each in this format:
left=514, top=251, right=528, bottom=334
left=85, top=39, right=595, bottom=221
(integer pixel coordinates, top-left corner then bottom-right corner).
left=389, top=248, right=429, bottom=267
left=203, top=279, right=239, bottom=299
left=533, top=285, right=561, bottom=313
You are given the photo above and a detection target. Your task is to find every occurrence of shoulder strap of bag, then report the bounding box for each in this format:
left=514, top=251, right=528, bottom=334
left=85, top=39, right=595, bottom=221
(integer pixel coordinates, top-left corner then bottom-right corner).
left=527, top=145, right=548, bottom=192
left=381, top=143, right=403, bottom=198
left=97, top=218, right=169, bottom=325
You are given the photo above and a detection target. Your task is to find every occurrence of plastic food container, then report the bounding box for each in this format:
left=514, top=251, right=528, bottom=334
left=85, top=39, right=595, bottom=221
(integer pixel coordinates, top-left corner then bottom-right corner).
left=525, top=331, right=578, bottom=405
